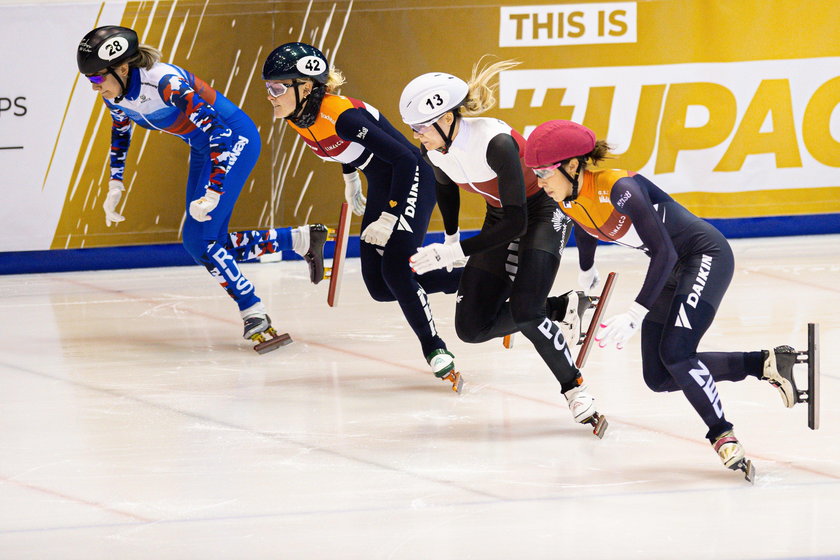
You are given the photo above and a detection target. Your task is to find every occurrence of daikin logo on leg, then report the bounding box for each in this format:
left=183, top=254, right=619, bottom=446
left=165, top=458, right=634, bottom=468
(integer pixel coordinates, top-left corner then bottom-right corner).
left=675, top=303, right=692, bottom=329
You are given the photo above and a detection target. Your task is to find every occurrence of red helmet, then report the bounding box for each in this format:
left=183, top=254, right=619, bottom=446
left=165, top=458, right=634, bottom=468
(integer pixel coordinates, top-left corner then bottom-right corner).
left=524, top=120, right=596, bottom=168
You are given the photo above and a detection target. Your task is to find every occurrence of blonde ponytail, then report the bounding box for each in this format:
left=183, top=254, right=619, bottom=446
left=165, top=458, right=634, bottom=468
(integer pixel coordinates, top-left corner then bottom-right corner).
left=460, top=56, right=520, bottom=116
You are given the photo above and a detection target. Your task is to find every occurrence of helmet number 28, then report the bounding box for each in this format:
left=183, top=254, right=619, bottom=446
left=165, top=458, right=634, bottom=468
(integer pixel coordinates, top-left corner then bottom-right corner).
left=98, top=37, right=130, bottom=61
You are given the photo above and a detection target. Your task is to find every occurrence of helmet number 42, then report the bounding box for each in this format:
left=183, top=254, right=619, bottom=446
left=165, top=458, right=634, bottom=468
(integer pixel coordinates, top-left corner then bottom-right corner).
left=297, top=55, right=324, bottom=76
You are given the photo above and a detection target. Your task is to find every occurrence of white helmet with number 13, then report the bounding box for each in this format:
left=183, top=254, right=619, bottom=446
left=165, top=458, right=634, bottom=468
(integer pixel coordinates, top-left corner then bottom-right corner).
left=399, top=72, right=469, bottom=127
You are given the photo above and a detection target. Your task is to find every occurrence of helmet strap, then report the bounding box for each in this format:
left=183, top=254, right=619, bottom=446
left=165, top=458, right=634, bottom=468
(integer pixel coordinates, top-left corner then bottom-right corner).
left=433, top=111, right=459, bottom=154
left=287, top=82, right=325, bottom=128
left=109, top=66, right=131, bottom=103
left=560, top=158, right=584, bottom=202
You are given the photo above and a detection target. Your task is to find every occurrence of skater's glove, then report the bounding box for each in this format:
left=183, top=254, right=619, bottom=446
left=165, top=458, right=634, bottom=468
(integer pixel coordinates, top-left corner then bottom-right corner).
left=360, top=212, right=397, bottom=246
left=189, top=189, right=221, bottom=222
left=343, top=171, right=366, bottom=216
left=578, top=266, right=600, bottom=295
left=596, top=302, right=648, bottom=349
left=410, top=242, right=465, bottom=274
left=444, top=230, right=469, bottom=268
left=103, top=180, right=126, bottom=227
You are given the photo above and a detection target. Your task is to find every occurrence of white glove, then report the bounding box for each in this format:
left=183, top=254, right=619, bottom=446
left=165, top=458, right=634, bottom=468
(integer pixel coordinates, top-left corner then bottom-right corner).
left=103, top=179, right=126, bottom=227
left=578, top=265, right=600, bottom=295
left=189, top=189, right=221, bottom=222
left=410, top=242, right=465, bottom=274
left=444, top=230, right=469, bottom=268
left=596, top=301, right=648, bottom=349
left=360, top=212, right=397, bottom=246
left=343, top=171, right=366, bottom=216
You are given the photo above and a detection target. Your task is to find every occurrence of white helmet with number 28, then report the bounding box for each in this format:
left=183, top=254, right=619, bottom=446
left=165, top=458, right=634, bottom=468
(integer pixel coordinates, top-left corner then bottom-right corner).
left=399, top=72, right=469, bottom=127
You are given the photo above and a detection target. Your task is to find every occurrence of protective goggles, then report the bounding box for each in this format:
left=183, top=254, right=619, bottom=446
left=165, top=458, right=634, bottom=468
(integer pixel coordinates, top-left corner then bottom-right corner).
left=409, top=119, right=438, bottom=134
left=532, top=161, right=566, bottom=179
left=85, top=71, right=109, bottom=85
left=265, top=80, right=299, bottom=97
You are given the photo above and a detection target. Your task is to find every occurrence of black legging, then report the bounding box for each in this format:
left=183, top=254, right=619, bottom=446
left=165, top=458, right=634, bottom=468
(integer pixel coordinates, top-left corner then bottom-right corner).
left=640, top=222, right=764, bottom=441
left=454, top=192, right=580, bottom=389
left=358, top=157, right=461, bottom=358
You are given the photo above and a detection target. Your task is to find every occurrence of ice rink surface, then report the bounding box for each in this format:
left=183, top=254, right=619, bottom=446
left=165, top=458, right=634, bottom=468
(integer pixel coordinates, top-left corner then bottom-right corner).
left=1, top=234, right=838, bottom=560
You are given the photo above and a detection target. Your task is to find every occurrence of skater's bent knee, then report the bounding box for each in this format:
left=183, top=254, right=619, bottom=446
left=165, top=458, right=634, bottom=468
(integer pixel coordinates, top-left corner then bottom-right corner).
left=455, top=321, right=490, bottom=344
left=366, top=287, right=396, bottom=302
left=644, top=377, right=677, bottom=393
left=642, top=365, right=680, bottom=393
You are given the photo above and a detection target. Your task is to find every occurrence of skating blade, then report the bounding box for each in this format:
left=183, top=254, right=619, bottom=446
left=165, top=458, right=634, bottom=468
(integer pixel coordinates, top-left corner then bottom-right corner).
left=254, top=332, right=293, bottom=354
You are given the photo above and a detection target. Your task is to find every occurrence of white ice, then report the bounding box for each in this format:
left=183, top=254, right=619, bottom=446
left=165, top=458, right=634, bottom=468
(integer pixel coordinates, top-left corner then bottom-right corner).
left=1, top=235, right=838, bottom=559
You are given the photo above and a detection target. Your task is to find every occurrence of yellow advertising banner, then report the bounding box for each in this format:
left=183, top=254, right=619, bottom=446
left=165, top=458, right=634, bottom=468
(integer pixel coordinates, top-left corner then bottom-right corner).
left=12, top=0, right=839, bottom=250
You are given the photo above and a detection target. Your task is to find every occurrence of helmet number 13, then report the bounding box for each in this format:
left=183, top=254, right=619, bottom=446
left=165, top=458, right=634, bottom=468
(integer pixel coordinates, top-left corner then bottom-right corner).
left=426, top=93, right=443, bottom=109
left=425, top=93, right=444, bottom=110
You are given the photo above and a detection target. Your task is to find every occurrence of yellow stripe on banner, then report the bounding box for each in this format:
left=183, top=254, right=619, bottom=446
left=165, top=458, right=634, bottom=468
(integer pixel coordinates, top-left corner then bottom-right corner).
left=42, top=1, right=107, bottom=191
left=673, top=187, right=840, bottom=219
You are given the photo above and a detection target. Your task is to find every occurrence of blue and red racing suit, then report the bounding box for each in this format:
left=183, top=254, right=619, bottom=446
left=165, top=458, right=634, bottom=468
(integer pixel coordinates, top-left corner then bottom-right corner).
left=103, top=62, right=287, bottom=312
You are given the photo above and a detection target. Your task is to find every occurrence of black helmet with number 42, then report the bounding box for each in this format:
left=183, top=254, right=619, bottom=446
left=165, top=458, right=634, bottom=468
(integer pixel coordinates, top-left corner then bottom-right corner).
left=261, top=42, right=329, bottom=84
left=77, top=25, right=139, bottom=75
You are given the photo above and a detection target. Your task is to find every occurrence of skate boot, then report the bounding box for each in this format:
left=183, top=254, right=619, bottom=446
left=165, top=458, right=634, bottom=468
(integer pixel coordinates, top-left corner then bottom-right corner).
left=243, top=313, right=271, bottom=340
left=762, top=346, right=798, bottom=408
left=426, top=349, right=463, bottom=393
left=242, top=307, right=292, bottom=354
left=547, top=291, right=596, bottom=346
left=304, top=224, right=329, bottom=285
left=562, top=382, right=608, bottom=438
left=711, top=429, right=755, bottom=483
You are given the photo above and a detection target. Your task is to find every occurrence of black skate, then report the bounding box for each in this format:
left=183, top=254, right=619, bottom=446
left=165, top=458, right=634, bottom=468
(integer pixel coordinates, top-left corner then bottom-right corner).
left=304, top=224, right=330, bottom=285
left=547, top=290, right=598, bottom=344
left=502, top=288, right=599, bottom=350
left=712, top=430, right=755, bottom=484
left=762, top=323, right=821, bottom=429
left=243, top=314, right=292, bottom=354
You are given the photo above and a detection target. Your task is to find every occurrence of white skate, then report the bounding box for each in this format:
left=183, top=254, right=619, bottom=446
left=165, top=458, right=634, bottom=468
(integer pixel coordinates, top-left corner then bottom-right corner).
left=426, top=349, right=463, bottom=393
left=564, top=383, right=596, bottom=422
left=712, top=429, right=755, bottom=483
left=563, top=383, right=608, bottom=438
left=762, top=346, right=796, bottom=408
